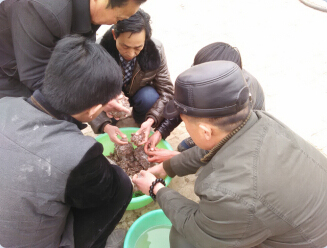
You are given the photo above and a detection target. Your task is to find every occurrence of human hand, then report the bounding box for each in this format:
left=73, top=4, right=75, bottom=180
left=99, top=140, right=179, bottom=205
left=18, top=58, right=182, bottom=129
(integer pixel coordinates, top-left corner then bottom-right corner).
left=103, top=95, right=130, bottom=120
left=135, top=118, right=155, bottom=145
left=147, top=163, right=168, bottom=179
left=132, top=170, right=165, bottom=195
left=103, top=124, right=128, bottom=145
left=144, top=131, right=162, bottom=152
left=146, top=148, right=180, bottom=163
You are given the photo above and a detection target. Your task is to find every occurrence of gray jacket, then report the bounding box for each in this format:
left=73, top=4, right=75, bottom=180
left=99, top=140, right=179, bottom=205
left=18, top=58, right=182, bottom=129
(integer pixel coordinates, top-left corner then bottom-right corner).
left=159, top=111, right=327, bottom=248
left=0, top=0, right=98, bottom=98
left=0, top=97, right=96, bottom=247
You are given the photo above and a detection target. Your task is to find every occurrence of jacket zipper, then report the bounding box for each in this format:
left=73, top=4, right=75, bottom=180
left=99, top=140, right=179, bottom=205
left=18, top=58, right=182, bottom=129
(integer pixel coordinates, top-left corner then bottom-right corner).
left=128, top=69, right=141, bottom=95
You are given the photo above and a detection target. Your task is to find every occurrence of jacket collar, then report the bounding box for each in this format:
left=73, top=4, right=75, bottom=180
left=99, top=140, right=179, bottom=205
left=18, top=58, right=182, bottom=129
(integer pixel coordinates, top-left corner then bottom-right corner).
left=28, top=90, right=87, bottom=130
left=201, top=111, right=257, bottom=163
left=71, top=0, right=100, bottom=35
left=100, top=27, right=161, bottom=72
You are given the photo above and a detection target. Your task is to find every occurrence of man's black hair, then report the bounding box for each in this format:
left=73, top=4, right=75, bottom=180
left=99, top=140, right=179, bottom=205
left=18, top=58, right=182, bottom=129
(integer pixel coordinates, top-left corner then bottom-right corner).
left=113, top=9, right=152, bottom=40
left=107, top=0, right=147, bottom=9
left=42, top=35, right=122, bottom=115
left=193, top=42, right=243, bottom=69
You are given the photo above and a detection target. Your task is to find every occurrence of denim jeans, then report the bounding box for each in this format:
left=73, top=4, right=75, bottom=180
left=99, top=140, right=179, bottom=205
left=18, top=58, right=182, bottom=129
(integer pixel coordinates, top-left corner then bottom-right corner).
left=129, top=86, right=159, bottom=124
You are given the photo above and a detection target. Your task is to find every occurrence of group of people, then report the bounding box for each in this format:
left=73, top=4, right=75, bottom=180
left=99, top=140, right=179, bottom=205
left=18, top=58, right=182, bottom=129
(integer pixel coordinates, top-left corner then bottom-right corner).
left=1, top=0, right=327, bottom=248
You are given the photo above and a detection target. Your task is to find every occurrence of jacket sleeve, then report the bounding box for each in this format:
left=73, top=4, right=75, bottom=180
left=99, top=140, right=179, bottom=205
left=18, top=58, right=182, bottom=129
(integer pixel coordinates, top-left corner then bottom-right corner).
left=88, top=111, right=112, bottom=134
left=155, top=116, right=182, bottom=140
left=64, top=142, right=121, bottom=208
left=146, top=42, right=174, bottom=128
left=157, top=187, right=269, bottom=248
left=163, top=146, right=208, bottom=177
left=9, top=1, right=63, bottom=91
left=243, top=69, right=265, bottom=111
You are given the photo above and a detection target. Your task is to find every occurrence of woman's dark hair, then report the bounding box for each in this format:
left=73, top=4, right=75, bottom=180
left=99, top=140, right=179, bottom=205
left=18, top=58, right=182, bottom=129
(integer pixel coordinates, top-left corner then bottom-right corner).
left=113, top=9, right=152, bottom=40
left=42, top=35, right=122, bottom=115
left=193, top=42, right=243, bottom=69
left=107, top=0, right=147, bottom=9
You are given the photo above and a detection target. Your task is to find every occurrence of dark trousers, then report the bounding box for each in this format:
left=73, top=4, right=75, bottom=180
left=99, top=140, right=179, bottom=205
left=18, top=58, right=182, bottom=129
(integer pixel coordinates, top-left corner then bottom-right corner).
left=129, top=86, right=159, bottom=124
left=72, top=164, right=133, bottom=248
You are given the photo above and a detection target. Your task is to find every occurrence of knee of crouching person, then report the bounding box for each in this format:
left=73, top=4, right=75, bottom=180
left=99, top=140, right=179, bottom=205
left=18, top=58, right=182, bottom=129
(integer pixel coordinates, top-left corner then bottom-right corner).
left=113, top=164, right=133, bottom=202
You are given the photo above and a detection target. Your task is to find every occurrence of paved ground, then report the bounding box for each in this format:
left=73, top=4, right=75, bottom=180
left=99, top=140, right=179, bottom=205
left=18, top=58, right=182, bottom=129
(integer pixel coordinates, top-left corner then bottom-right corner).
left=87, top=0, right=327, bottom=239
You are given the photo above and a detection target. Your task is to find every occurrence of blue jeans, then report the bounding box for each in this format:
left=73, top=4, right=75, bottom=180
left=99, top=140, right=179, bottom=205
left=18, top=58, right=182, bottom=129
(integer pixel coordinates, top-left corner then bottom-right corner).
left=129, top=86, right=159, bottom=124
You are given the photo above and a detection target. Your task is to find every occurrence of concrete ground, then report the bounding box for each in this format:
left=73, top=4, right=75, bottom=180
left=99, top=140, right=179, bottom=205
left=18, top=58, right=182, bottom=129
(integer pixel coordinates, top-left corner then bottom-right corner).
left=85, top=0, right=327, bottom=237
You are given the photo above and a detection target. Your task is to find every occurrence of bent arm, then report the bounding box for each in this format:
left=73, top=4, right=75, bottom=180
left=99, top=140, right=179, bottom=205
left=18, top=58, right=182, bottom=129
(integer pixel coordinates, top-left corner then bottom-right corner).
left=156, top=116, right=182, bottom=140
left=157, top=187, right=269, bottom=248
left=146, top=43, right=174, bottom=127
left=10, top=1, right=63, bottom=91
left=163, top=146, right=208, bottom=177
left=65, top=143, right=121, bottom=208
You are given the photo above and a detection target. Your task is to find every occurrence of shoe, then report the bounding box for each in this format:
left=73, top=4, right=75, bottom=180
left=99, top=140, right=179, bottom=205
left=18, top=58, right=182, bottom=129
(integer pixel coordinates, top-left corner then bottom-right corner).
left=177, top=137, right=195, bottom=152
left=105, top=229, right=127, bottom=248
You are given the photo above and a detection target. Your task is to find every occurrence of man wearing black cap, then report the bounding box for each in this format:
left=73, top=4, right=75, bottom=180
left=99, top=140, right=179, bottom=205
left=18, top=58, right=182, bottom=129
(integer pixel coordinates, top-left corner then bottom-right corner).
left=133, top=61, right=327, bottom=248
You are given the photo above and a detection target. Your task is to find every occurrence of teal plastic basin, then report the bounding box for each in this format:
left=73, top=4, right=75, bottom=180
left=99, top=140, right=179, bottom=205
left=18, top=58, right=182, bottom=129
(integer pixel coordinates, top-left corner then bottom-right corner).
left=124, top=209, right=172, bottom=248
left=95, top=127, right=173, bottom=210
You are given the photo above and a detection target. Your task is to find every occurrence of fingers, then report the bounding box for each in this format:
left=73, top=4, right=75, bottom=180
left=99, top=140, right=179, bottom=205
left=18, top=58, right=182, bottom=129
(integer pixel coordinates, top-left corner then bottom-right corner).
left=148, top=156, right=160, bottom=163
left=112, top=137, right=128, bottom=145
left=138, top=138, right=148, bottom=146
left=135, top=126, right=145, bottom=135
left=144, top=142, right=150, bottom=153
left=105, top=99, right=131, bottom=115
left=116, top=130, right=127, bottom=139
left=112, top=100, right=130, bottom=114
left=149, top=141, right=156, bottom=150
left=132, top=173, right=138, bottom=182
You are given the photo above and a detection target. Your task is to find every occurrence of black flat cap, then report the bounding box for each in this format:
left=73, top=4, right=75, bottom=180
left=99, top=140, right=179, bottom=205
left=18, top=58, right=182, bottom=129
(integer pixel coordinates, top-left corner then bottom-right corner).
left=163, top=61, right=250, bottom=119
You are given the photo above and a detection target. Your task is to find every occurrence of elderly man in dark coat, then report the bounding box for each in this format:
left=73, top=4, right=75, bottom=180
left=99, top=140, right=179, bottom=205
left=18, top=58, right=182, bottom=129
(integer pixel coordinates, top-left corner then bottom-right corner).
left=133, top=61, right=327, bottom=248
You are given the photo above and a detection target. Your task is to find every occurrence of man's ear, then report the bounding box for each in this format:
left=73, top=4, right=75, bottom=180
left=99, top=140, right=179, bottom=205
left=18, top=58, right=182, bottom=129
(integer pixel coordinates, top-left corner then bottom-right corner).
left=89, top=104, right=103, bottom=118
left=199, top=123, right=212, bottom=141
left=112, top=29, right=117, bottom=40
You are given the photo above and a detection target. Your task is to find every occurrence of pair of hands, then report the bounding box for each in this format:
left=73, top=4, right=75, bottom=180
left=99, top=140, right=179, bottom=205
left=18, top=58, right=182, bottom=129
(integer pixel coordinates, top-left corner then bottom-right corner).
left=132, top=163, right=167, bottom=196
left=103, top=97, right=179, bottom=162
left=102, top=96, right=154, bottom=145
left=144, top=131, right=181, bottom=163
left=104, top=118, right=155, bottom=145
left=102, top=97, right=131, bottom=145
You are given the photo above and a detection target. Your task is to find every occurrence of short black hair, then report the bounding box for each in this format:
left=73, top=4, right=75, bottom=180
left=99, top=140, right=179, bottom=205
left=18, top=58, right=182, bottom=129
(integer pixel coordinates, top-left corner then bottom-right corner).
left=184, top=105, right=251, bottom=133
left=193, top=42, right=243, bottom=69
left=42, top=35, right=122, bottom=115
left=107, top=0, right=147, bottom=9
left=113, top=9, right=152, bottom=40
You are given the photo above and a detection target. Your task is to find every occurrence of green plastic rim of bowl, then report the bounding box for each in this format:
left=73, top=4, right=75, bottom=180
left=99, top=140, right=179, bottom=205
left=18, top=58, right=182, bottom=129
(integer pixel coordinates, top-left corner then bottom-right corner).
left=95, top=127, right=173, bottom=210
left=124, top=209, right=172, bottom=248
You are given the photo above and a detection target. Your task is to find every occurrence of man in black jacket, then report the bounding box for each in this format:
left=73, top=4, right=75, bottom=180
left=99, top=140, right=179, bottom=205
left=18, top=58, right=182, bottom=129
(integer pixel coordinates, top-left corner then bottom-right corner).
left=0, top=35, right=131, bottom=248
left=0, top=0, right=146, bottom=99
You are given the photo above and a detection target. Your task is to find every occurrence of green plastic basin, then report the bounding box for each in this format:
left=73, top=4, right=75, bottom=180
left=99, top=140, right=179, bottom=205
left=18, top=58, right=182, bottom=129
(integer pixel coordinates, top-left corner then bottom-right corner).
left=124, top=209, right=172, bottom=248
left=95, top=127, right=173, bottom=210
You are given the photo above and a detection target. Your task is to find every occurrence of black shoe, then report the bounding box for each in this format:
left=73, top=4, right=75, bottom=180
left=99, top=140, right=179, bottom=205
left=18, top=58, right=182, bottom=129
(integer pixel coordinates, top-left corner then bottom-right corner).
left=177, top=137, right=195, bottom=152
left=105, top=229, right=126, bottom=248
